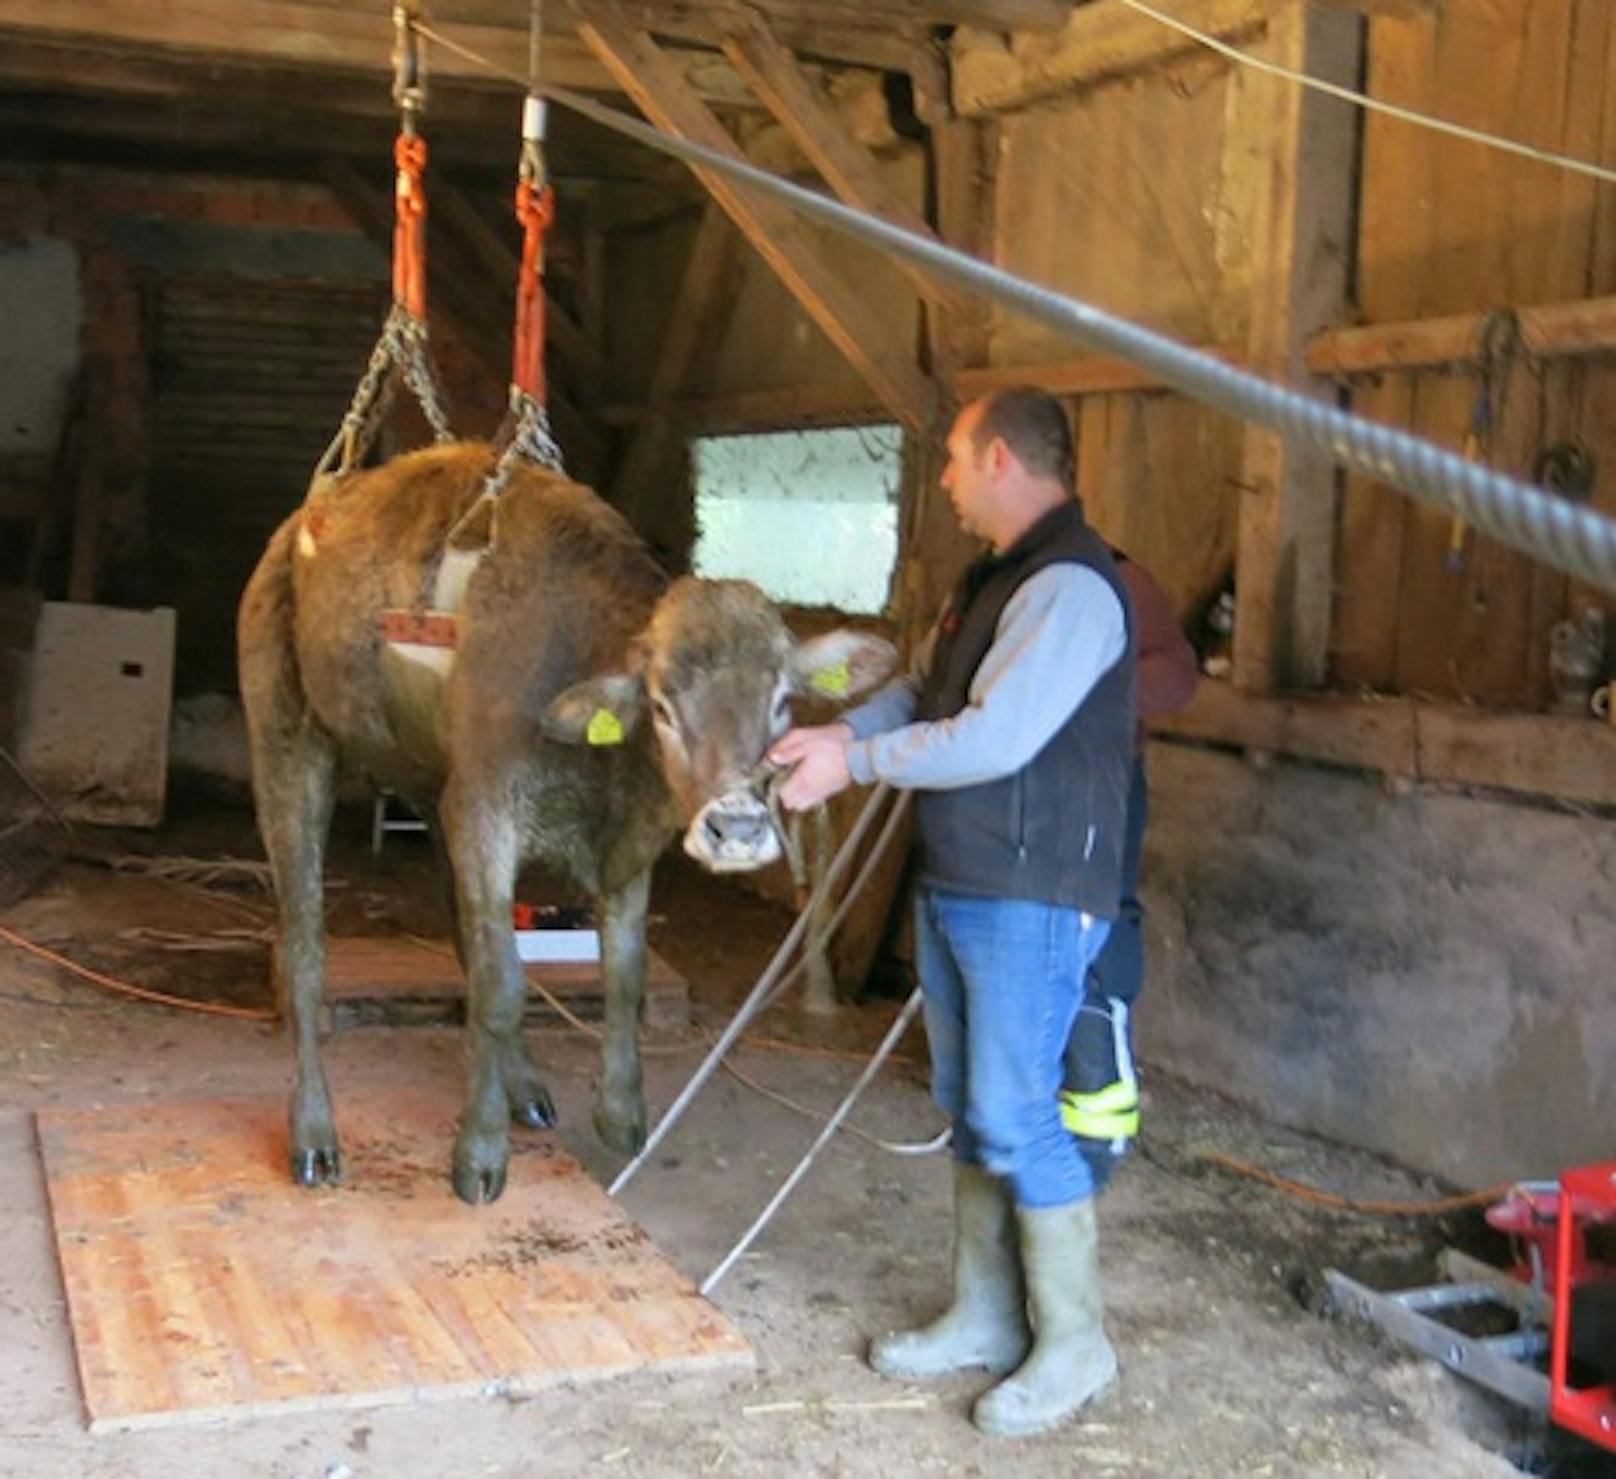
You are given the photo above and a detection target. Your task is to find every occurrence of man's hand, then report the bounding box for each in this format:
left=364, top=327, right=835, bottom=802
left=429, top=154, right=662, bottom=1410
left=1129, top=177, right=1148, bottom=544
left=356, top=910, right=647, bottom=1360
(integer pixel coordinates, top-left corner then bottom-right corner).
left=769, top=723, right=854, bottom=812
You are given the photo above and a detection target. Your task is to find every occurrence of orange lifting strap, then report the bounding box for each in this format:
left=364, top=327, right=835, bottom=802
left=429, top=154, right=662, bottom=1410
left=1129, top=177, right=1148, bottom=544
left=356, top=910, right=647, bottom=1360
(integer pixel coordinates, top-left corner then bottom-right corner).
left=511, top=177, right=554, bottom=406
left=393, top=133, right=431, bottom=323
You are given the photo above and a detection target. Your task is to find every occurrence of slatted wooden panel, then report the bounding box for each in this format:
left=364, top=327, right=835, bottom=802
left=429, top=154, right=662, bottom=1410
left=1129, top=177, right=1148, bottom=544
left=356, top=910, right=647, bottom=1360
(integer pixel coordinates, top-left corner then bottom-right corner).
left=38, top=1090, right=751, bottom=1432
left=149, top=275, right=386, bottom=691
left=152, top=277, right=386, bottom=494
left=990, top=58, right=1247, bottom=616
left=1335, top=1, right=1616, bottom=706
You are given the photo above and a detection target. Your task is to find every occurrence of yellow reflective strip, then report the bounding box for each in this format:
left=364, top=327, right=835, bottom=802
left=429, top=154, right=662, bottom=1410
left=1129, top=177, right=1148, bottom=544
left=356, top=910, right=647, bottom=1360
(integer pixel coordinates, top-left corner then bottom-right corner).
left=1060, top=1104, right=1140, bottom=1139
left=1059, top=1091, right=1140, bottom=1139
left=1061, top=1081, right=1139, bottom=1116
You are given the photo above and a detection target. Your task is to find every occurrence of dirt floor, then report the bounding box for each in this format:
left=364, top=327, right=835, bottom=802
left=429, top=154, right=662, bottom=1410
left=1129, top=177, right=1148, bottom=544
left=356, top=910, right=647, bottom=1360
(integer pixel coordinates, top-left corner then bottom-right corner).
left=0, top=783, right=1603, bottom=1477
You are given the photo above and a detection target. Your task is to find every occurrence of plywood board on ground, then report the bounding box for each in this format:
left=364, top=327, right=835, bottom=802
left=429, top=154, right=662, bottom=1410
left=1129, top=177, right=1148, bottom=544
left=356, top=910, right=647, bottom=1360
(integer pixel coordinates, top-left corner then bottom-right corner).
left=308, top=936, right=688, bottom=1031
left=37, top=1090, right=751, bottom=1432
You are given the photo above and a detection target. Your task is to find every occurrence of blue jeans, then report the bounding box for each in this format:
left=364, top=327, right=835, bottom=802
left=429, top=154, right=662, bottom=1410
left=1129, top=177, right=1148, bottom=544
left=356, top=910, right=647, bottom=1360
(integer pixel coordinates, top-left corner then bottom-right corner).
left=915, top=886, right=1112, bottom=1209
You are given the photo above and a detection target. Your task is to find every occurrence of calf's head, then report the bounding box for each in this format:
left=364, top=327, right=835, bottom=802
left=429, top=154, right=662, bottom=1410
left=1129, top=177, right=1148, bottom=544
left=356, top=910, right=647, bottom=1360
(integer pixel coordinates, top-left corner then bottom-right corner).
left=542, top=578, right=895, bottom=872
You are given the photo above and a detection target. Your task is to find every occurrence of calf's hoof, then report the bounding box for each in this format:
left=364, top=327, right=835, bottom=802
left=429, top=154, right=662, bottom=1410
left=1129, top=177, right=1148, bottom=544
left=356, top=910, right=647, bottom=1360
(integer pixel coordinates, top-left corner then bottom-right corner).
left=290, top=1144, right=341, bottom=1187
left=511, top=1087, right=557, bottom=1131
left=452, top=1128, right=510, bottom=1205
left=594, top=1102, right=647, bottom=1156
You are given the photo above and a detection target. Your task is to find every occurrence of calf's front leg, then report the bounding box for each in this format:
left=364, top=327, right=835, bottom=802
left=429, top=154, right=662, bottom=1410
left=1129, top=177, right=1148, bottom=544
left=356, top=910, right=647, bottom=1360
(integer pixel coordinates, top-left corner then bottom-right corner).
left=594, top=867, right=651, bottom=1155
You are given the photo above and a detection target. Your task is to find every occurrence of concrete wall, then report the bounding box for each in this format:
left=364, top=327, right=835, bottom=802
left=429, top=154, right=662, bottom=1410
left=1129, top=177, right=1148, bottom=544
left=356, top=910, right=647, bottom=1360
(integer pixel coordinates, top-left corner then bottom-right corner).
left=1136, top=741, right=1616, bottom=1186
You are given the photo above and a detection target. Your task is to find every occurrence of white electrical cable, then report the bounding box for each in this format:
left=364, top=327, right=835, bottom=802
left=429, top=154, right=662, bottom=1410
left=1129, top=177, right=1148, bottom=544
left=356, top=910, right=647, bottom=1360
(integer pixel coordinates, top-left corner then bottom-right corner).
left=1117, top=0, right=1616, bottom=188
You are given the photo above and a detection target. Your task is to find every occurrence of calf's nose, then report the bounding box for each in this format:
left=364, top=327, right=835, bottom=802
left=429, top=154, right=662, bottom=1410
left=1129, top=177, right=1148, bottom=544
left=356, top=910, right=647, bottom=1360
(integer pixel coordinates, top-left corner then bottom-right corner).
left=705, top=808, right=769, bottom=852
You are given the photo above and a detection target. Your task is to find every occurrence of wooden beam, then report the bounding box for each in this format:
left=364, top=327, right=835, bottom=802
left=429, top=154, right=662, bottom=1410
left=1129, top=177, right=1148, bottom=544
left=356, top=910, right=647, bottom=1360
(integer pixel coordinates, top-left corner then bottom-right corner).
left=952, top=0, right=1276, bottom=117
left=0, top=1, right=626, bottom=91
left=1154, top=680, right=1616, bottom=809
left=1231, top=4, right=1361, bottom=693
left=611, top=206, right=739, bottom=522
left=579, top=1, right=939, bottom=78
left=1307, top=294, right=1616, bottom=377
left=718, top=15, right=968, bottom=317
left=576, top=5, right=937, bottom=432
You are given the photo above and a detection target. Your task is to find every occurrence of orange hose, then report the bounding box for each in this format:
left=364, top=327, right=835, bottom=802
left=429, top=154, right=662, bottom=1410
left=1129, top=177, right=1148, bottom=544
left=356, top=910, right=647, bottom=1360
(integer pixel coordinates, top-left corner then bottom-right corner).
left=1198, top=1149, right=1510, bottom=1217
left=0, top=921, right=277, bottom=1022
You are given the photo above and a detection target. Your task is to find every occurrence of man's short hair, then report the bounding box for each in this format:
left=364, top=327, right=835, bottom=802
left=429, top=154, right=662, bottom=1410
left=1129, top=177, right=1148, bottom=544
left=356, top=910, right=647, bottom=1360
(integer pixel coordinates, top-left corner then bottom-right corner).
left=969, top=387, right=1074, bottom=489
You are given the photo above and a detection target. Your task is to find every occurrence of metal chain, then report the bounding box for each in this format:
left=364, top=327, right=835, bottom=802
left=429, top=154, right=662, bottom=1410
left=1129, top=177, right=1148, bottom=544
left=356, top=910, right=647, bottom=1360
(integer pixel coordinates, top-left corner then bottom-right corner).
left=309, top=304, right=453, bottom=489
left=484, top=390, right=565, bottom=501
left=394, top=310, right=456, bottom=445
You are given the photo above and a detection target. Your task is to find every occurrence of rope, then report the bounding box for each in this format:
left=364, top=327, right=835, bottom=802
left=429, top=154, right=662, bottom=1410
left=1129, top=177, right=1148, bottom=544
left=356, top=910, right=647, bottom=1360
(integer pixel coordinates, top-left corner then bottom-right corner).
left=701, top=987, right=925, bottom=1294
left=407, top=19, right=1616, bottom=598
left=608, top=780, right=898, bottom=1197
left=0, top=922, right=277, bottom=1022
left=1116, top=0, right=1616, bottom=189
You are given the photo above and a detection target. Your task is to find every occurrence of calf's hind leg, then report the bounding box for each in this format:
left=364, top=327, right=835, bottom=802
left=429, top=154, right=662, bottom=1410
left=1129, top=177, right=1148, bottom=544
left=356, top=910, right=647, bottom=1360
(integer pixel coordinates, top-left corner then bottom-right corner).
left=428, top=818, right=553, bottom=1133
left=443, top=785, right=552, bottom=1203
left=244, top=694, right=340, bottom=1185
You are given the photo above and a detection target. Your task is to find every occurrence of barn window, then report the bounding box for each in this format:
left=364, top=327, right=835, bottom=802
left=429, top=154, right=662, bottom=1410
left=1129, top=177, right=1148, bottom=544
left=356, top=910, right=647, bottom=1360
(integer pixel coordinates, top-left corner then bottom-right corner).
left=690, top=424, right=902, bottom=615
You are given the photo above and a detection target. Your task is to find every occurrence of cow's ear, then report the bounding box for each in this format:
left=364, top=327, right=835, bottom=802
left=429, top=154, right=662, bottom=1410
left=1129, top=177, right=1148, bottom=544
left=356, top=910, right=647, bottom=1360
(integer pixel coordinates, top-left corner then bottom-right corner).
left=542, top=674, right=646, bottom=746
left=790, top=630, right=898, bottom=704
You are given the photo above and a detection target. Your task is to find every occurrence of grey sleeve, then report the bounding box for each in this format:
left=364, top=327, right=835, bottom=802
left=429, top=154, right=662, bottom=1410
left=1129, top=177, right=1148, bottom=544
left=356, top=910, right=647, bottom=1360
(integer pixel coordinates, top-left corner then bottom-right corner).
left=844, top=565, right=1125, bottom=790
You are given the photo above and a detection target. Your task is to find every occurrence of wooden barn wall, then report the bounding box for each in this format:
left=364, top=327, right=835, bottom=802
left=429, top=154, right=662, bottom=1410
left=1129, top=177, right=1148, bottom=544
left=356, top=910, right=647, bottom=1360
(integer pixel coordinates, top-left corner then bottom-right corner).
left=1338, top=0, right=1616, bottom=708
left=988, top=56, right=1249, bottom=620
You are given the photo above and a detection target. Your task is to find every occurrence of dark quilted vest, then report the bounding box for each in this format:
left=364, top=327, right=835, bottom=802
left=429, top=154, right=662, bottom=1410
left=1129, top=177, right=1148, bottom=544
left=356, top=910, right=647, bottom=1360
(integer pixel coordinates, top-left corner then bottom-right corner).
left=914, top=499, right=1136, bottom=916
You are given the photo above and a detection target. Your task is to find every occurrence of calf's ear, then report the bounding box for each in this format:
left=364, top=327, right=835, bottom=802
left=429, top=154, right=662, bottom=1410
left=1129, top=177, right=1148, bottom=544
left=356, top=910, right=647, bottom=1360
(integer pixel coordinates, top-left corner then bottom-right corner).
left=789, top=631, right=897, bottom=704
left=542, top=674, right=646, bottom=746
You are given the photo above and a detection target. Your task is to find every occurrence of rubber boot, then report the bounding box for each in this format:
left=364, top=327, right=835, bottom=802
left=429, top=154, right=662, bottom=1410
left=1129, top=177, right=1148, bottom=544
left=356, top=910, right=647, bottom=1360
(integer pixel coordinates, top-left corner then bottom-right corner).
left=868, top=1163, right=1031, bottom=1380
left=971, top=1197, right=1117, bottom=1438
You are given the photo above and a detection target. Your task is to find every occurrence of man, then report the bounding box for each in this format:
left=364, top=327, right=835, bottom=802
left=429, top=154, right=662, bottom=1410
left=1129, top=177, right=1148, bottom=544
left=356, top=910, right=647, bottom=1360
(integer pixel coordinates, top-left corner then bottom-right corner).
left=1061, top=553, right=1199, bottom=1190
left=771, top=387, right=1135, bottom=1439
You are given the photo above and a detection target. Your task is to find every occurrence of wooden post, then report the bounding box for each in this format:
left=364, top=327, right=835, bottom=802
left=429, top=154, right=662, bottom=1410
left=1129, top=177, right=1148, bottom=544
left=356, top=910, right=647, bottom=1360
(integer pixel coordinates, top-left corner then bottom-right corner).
left=575, top=4, right=936, bottom=434
left=1232, top=4, right=1363, bottom=692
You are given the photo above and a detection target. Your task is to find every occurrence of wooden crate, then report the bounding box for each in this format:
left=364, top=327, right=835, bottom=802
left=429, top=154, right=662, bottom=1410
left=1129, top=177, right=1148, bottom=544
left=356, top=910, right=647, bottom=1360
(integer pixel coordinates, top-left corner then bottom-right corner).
left=37, top=1090, right=751, bottom=1431
left=300, top=936, right=688, bottom=1031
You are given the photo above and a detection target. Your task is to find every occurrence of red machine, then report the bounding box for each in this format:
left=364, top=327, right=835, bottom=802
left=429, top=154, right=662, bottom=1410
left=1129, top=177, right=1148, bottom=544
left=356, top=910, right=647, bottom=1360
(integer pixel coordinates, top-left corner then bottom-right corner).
left=1327, top=1160, right=1616, bottom=1456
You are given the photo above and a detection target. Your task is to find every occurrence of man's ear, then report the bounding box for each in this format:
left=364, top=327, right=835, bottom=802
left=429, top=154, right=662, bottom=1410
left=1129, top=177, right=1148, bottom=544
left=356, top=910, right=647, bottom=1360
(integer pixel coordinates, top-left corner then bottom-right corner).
left=790, top=631, right=898, bottom=704
left=542, top=673, right=646, bottom=746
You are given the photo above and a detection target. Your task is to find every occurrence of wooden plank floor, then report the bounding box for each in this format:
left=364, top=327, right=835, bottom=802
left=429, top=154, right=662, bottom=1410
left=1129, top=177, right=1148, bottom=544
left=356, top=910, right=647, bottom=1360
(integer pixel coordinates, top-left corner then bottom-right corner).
left=315, top=937, right=690, bottom=1031
left=37, top=1091, right=751, bottom=1431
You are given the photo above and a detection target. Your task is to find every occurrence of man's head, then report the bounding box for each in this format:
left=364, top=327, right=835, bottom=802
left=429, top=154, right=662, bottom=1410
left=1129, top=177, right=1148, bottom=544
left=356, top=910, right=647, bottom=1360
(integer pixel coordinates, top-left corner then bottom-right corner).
left=940, top=387, right=1074, bottom=550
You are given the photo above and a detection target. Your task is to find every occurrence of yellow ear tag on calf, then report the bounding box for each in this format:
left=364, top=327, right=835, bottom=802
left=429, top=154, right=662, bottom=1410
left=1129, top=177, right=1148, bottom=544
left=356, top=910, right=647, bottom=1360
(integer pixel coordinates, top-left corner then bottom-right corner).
left=586, top=708, right=625, bottom=746
left=810, top=660, right=851, bottom=698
